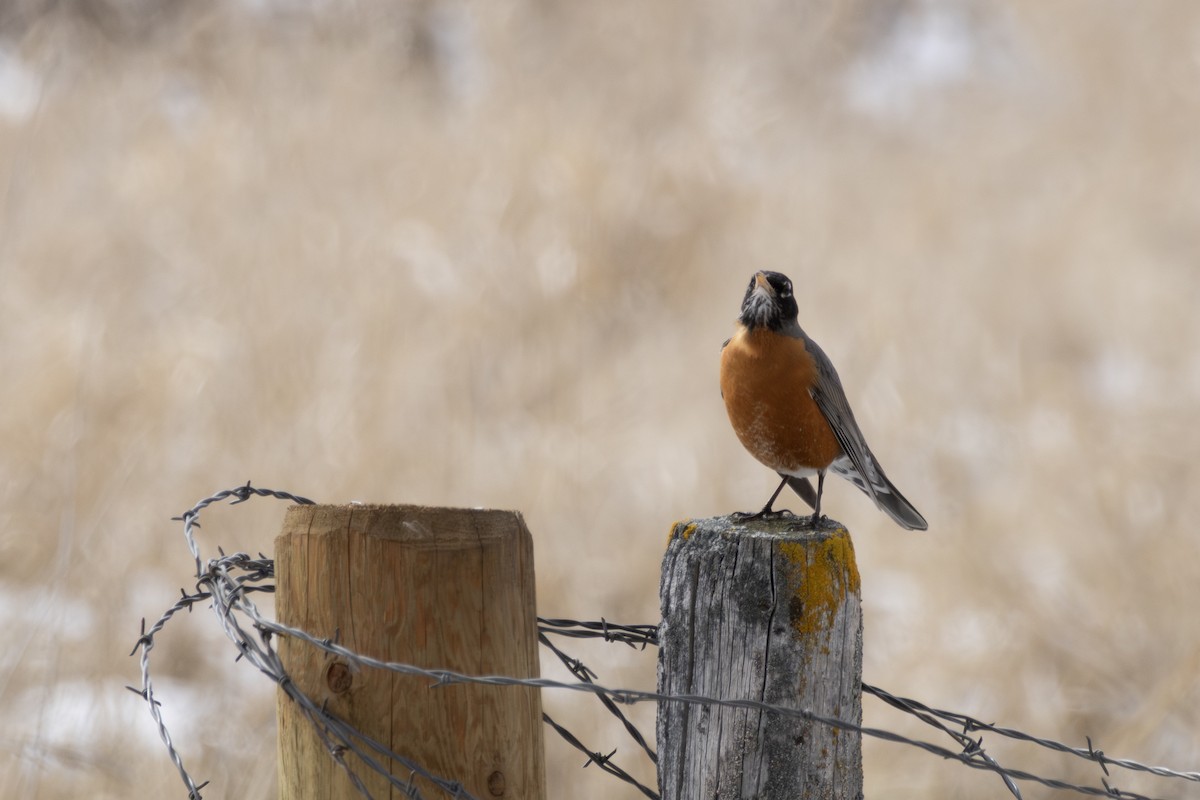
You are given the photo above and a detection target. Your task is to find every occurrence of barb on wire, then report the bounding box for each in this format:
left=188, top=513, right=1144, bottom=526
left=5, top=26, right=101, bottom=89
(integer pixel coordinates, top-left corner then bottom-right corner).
left=543, top=712, right=658, bottom=800
left=538, top=618, right=659, bottom=649
left=172, top=481, right=313, bottom=577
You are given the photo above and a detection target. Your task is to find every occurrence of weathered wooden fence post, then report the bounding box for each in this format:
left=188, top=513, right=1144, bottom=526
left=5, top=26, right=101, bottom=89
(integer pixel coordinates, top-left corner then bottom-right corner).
left=657, top=515, right=863, bottom=800
left=275, top=504, right=546, bottom=800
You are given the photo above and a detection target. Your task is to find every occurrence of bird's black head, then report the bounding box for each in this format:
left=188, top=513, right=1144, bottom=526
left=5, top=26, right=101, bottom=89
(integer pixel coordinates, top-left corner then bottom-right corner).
left=738, top=270, right=798, bottom=330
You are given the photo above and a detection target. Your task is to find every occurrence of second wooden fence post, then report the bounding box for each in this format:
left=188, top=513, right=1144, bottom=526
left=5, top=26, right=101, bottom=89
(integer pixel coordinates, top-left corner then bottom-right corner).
left=275, top=504, right=546, bottom=800
left=657, top=515, right=864, bottom=800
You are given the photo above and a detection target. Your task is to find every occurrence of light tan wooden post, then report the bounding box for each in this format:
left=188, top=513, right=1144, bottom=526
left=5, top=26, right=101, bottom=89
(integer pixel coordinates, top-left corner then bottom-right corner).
left=275, top=504, right=545, bottom=800
left=657, top=515, right=863, bottom=800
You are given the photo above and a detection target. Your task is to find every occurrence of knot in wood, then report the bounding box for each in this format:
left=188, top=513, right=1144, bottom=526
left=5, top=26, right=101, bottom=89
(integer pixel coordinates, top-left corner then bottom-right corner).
left=487, top=770, right=506, bottom=796
left=324, top=661, right=352, bottom=695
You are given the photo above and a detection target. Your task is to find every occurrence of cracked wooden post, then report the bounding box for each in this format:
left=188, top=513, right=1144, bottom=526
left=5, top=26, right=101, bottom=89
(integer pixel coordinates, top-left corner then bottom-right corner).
left=656, top=515, right=863, bottom=800
left=275, top=504, right=546, bottom=800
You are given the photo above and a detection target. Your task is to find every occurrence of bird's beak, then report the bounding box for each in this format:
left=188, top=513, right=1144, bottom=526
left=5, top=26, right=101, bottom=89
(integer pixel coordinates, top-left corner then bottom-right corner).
left=754, top=272, right=774, bottom=296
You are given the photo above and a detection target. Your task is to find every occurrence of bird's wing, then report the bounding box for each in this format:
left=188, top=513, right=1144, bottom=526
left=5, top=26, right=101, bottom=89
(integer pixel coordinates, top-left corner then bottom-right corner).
left=801, top=330, right=928, bottom=530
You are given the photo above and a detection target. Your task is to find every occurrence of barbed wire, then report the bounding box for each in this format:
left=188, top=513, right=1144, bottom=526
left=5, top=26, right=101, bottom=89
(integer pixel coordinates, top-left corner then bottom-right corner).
left=537, top=620, right=1200, bottom=796
left=131, top=483, right=1200, bottom=800
left=538, top=618, right=659, bottom=649
left=860, top=683, right=1200, bottom=789
left=538, top=632, right=658, bottom=799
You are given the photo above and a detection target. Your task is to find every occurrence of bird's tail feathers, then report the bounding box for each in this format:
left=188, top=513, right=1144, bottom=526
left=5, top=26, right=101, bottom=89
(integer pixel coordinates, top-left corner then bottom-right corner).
left=782, top=475, right=818, bottom=510
left=829, top=457, right=928, bottom=531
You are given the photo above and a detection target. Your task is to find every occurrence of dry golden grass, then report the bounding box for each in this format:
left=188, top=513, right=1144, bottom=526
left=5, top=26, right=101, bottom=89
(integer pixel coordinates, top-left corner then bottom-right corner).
left=3, top=1, right=1200, bottom=797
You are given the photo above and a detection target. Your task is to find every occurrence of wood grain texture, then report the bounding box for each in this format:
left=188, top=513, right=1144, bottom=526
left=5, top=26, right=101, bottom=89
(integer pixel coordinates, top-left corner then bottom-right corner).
left=657, top=515, right=863, bottom=800
left=275, top=504, right=545, bottom=800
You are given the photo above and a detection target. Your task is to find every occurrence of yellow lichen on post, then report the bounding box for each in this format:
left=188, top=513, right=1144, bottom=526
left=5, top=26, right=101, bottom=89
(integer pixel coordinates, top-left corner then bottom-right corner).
left=666, top=520, right=698, bottom=545
left=779, top=527, right=861, bottom=636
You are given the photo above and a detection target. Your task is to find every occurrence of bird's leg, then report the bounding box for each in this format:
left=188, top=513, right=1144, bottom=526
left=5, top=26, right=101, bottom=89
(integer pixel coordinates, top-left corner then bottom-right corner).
left=735, top=475, right=790, bottom=521
left=760, top=475, right=789, bottom=515
left=809, top=470, right=826, bottom=526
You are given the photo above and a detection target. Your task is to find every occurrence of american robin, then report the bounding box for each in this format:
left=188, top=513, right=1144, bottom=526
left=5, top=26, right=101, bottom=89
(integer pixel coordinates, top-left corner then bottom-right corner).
left=720, top=270, right=928, bottom=530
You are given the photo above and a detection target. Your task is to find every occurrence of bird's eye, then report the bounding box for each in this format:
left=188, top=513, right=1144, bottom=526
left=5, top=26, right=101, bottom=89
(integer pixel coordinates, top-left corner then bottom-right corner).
left=780, top=284, right=792, bottom=298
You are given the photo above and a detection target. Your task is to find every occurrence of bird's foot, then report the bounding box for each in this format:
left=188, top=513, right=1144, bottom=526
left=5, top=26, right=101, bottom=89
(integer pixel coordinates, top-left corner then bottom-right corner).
left=732, top=508, right=795, bottom=522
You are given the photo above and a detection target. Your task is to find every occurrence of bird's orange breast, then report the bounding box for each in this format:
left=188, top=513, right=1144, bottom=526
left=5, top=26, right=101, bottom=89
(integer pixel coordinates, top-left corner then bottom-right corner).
left=720, top=325, right=843, bottom=473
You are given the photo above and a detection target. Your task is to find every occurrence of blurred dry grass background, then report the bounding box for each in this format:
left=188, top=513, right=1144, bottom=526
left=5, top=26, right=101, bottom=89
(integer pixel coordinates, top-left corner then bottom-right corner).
left=3, top=0, right=1200, bottom=797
